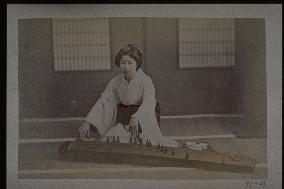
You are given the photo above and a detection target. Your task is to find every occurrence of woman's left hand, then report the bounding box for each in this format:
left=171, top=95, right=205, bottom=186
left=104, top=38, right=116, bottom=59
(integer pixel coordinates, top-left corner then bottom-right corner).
left=129, top=117, right=139, bottom=128
left=129, top=117, right=139, bottom=136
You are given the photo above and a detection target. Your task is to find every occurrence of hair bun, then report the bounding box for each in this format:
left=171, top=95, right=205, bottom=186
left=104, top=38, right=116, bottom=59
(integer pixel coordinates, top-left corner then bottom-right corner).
left=127, top=44, right=143, bottom=55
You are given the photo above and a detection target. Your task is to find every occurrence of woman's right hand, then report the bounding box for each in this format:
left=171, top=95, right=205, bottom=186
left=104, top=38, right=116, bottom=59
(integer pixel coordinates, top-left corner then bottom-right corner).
left=78, top=121, right=91, bottom=138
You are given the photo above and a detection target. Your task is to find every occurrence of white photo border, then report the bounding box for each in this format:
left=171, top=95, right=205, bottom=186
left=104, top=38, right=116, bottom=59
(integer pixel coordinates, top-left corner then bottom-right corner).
left=7, top=4, right=282, bottom=189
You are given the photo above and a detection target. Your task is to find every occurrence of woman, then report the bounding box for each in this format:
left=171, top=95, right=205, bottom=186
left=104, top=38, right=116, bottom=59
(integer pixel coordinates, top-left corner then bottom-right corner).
left=78, top=44, right=179, bottom=147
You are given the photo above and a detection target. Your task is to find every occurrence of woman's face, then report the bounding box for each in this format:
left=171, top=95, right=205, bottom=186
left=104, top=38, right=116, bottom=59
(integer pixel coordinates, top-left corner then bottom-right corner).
left=119, top=55, right=138, bottom=78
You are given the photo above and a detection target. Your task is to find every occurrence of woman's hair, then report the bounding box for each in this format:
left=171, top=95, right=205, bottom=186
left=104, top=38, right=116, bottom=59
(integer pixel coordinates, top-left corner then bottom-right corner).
left=115, top=44, right=143, bottom=70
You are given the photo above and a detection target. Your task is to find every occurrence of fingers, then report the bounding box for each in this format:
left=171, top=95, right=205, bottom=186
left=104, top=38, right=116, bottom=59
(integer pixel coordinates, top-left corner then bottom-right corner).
left=80, top=127, right=85, bottom=138
left=129, top=126, right=134, bottom=137
left=78, top=122, right=90, bottom=138
left=130, top=125, right=138, bottom=137
left=81, top=128, right=90, bottom=138
left=85, top=128, right=90, bottom=138
left=128, top=118, right=139, bottom=143
left=134, top=125, right=137, bottom=137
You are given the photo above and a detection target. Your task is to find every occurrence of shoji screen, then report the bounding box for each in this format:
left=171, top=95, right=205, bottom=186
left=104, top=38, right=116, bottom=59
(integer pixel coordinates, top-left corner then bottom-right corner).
left=178, top=18, right=235, bottom=68
left=52, top=18, right=111, bottom=71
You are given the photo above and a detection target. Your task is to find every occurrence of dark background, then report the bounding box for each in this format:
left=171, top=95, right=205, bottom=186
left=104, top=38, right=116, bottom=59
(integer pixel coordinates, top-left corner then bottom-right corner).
left=18, top=18, right=267, bottom=137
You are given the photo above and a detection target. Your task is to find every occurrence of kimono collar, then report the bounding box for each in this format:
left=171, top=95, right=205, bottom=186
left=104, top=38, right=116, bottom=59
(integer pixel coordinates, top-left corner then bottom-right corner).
left=134, top=68, right=145, bottom=79
left=121, top=68, right=145, bottom=86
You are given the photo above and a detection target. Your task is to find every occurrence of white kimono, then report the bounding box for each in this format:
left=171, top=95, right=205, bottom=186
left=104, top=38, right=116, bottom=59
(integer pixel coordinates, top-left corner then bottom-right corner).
left=85, top=69, right=179, bottom=147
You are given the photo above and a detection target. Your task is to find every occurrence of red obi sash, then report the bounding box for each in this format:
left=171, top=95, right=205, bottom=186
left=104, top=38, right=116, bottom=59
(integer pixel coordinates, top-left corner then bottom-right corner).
left=116, top=103, right=160, bottom=127
left=118, top=104, right=140, bottom=109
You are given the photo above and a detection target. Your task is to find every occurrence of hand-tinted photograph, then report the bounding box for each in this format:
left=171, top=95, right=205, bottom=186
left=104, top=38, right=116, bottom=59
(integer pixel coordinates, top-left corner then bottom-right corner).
left=18, top=17, right=267, bottom=179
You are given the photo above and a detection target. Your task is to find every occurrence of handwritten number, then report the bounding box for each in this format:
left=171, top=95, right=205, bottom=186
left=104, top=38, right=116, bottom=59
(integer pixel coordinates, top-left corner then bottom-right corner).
left=245, top=180, right=266, bottom=188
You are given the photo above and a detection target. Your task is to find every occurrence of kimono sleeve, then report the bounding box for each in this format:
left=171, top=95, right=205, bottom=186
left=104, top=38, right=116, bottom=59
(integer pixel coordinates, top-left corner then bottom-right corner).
left=100, top=79, right=119, bottom=104
left=85, top=78, right=119, bottom=135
